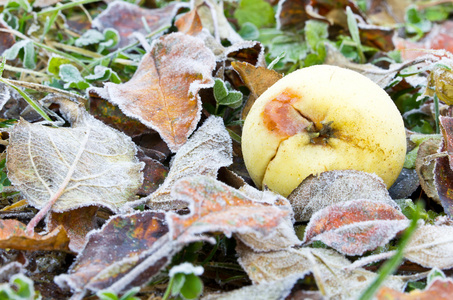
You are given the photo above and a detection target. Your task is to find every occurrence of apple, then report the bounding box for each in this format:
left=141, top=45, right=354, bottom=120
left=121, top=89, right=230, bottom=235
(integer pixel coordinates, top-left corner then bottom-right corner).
left=241, top=65, right=407, bottom=197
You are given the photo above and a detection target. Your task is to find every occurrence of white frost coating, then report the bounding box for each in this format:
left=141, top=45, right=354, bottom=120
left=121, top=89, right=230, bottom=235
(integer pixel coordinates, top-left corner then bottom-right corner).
left=0, top=84, right=11, bottom=112
left=6, top=98, right=144, bottom=213
left=146, top=116, right=232, bottom=210
left=221, top=40, right=266, bottom=67
left=275, top=0, right=287, bottom=30
left=169, top=262, right=204, bottom=277
left=202, top=274, right=302, bottom=300
left=289, top=170, right=398, bottom=222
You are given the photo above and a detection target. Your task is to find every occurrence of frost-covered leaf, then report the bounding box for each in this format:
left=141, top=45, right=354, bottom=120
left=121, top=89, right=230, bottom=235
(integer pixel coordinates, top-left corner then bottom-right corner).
left=85, top=66, right=120, bottom=84
left=55, top=211, right=171, bottom=294
left=235, top=184, right=300, bottom=251
left=175, top=10, right=203, bottom=36
left=90, top=32, right=216, bottom=152
left=2, top=39, right=36, bottom=69
left=137, top=154, right=168, bottom=197
left=440, top=116, right=453, bottom=169
left=59, top=64, right=90, bottom=90
left=47, top=206, right=98, bottom=253
left=6, top=98, right=144, bottom=213
left=92, top=1, right=188, bottom=48
left=377, top=277, right=453, bottom=300
left=303, top=199, right=408, bottom=256
left=288, top=170, right=397, bottom=222
left=0, top=219, right=70, bottom=251
left=146, top=116, right=232, bottom=210
left=404, top=225, right=453, bottom=269
left=416, top=137, right=441, bottom=203
left=202, top=274, right=302, bottom=300
left=168, top=175, right=290, bottom=241
left=237, top=245, right=406, bottom=299
left=231, top=61, right=282, bottom=120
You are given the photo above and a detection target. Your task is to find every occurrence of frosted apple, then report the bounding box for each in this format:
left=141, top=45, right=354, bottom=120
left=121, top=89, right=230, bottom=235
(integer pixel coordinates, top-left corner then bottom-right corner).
left=241, top=65, right=406, bottom=197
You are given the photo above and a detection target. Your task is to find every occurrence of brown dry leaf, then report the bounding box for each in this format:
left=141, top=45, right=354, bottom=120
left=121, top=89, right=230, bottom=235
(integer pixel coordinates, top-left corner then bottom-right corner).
left=0, top=219, right=70, bottom=252
left=377, top=278, right=453, bottom=300
left=175, top=10, right=203, bottom=36
left=55, top=211, right=171, bottom=294
left=416, top=137, right=441, bottom=203
left=0, top=21, right=15, bottom=54
left=137, top=155, right=168, bottom=197
left=6, top=98, right=144, bottom=214
left=90, top=32, right=216, bottom=152
left=146, top=116, right=232, bottom=210
left=202, top=274, right=303, bottom=300
left=288, top=170, right=397, bottom=222
left=47, top=206, right=98, bottom=253
left=237, top=245, right=406, bottom=299
left=404, top=225, right=453, bottom=269
left=440, top=116, right=453, bottom=168
left=231, top=61, right=283, bottom=120
left=303, top=199, right=408, bottom=256
left=168, top=175, right=290, bottom=241
left=92, top=1, right=188, bottom=48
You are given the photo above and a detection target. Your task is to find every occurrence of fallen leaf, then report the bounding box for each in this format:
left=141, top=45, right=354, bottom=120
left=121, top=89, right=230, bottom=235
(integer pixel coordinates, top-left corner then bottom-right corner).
left=303, top=199, right=408, bottom=256
left=276, top=0, right=312, bottom=30
left=6, top=98, right=144, bottom=214
left=404, top=225, right=453, bottom=269
left=0, top=219, right=70, bottom=252
left=168, top=175, right=290, bottom=241
left=237, top=245, right=406, bottom=299
left=55, top=211, right=171, bottom=294
left=222, top=41, right=265, bottom=67
left=202, top=274, right=303, bottom=300
left=92, top=1, right=188, bottom=47
left=440, top=116, right=453, bottom=169
left=434, top=118, right=453, bottom=217
left=88, top=94, right=153, bottom=138
left=416, top=137, right=441, bottom=203
left=0, top=21, right=15, bottom=54
left=231, top=61, right=283, bottom=120
left=288, top=170, right=397, bottom=222
left=377, top=277, right=453, bottom=300
left=175, top=10, right=203, bottom=36
left=90, top=32, right=216, bottom=152
left=47, top=206, right=98, bottom=253
left=137, top=155, right=168, bottom=197
left=146, top=116, right=232, bottom=210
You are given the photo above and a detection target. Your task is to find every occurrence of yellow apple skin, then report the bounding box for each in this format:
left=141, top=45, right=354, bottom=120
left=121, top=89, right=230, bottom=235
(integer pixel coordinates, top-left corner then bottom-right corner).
left=241, top=65, right=407, bottom=197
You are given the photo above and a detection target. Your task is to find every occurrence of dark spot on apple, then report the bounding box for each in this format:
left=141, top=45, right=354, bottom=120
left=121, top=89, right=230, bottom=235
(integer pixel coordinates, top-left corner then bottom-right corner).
left=262, top=89, right=312, bottom=138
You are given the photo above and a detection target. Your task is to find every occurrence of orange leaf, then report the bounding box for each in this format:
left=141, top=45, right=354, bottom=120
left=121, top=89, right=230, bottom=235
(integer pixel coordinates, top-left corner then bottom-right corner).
left=377, top=278, right=453, bottom=300
left=47, top=206, right=98, bottom=253
left=90, top=33, right=216, bottom=152
left=0, top=219, right=70, bottom=252
left=303, top=199, right=408, bottom=255
left=168, top=175, right=290, bottom=240
left=175, top=10, right=203, bottom=36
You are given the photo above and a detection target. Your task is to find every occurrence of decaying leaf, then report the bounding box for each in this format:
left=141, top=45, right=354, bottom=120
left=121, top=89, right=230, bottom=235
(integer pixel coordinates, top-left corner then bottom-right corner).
left=137, top=155, right=168, bottom=197
left=237, top=245, right=406, bottom=299
left=404, top=225, right=453, bottom=269
left=168, top=175, right=290, bottom=242
left=202, top=274, right=303, bottom=300
left=56, top=175, right=290, bottom=295
left=55, top=211, right=171, bottom=294
left=47, top=206, right=98, bottom=253
left=416, top=137, right=442, bottom=203
left=377, top=277, right=453, bottom=300
left=6, top=99, right=144, bottom=215
left=0, top=219, right=70, bottom=252
left=288, top=170, right=397, bottom=222
left=146, top=116, right=232, bottom=210
left=302, top=199, right=408, bottom=255
left=231, top=61, right=283, bottom=120
left=90, top=32, right=216, bottom=152
left=0, top=21, right=15, bottom=54
left=92, top=1, right=188, bottom=47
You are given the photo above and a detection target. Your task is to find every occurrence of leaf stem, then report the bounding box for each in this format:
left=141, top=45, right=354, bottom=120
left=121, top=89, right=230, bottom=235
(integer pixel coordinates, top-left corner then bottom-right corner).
left=434, top=93, right=440, bottom=134
left=37, top=0, right=101, bottom=15
left=161, top=275, right=175, bottom=300
left=358, top=202, right=422, bottom=300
